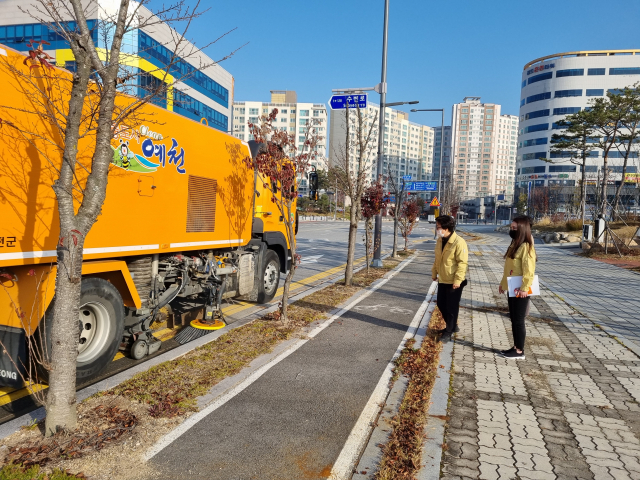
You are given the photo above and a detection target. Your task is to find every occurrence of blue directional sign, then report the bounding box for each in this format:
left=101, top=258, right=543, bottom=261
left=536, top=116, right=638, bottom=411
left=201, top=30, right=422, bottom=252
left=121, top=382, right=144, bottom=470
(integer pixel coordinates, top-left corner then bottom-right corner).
left=402, top=175, right=412, bottom=181
left=405, top=181, right=437, bottom=192
left=329, top=94, right=368, bottom=110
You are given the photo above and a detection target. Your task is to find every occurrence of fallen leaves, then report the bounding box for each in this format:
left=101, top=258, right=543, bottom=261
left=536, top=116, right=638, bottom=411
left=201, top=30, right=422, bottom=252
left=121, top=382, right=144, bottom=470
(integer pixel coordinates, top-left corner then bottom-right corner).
left=375, top=308, right=444, bottom=480
left=6, top=405, right=137, bottom=468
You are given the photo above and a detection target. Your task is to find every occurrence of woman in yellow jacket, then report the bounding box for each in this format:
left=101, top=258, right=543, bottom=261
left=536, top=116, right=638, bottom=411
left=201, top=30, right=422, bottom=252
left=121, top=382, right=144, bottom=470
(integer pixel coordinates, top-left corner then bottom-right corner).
left=498, top=215, right=536, bottom=360
left=431, top=215, right=468, bottom=343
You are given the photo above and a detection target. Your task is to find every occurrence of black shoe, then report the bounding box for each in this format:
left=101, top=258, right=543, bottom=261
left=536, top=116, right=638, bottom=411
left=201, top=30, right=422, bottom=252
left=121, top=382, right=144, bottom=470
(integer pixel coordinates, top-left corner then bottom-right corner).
left=499, top=347, right=516, bottom=356
left=440, top=332, right=452, bottom=343
left=501, top=349, right=525, bottom=360
left=436, top=326, right=459, bottom=334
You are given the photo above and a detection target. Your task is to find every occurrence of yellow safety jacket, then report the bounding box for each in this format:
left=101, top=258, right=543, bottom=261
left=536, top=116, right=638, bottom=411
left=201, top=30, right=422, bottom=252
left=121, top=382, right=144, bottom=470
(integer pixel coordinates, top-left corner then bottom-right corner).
left=432, top=231, right=469, bottom=285
left=500, top=243, right=536, bottom=292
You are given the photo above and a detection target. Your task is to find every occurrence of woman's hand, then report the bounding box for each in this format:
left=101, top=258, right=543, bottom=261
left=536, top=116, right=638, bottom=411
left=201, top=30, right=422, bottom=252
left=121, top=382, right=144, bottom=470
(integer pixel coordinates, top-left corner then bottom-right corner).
left=515, top=288, right=529, bottom=298
left=498, top=285, right=505, bottom=295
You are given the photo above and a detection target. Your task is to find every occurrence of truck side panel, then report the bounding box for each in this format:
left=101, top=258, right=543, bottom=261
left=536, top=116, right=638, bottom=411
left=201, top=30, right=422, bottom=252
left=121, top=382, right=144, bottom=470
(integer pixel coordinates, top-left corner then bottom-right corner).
left=0, top=45, right=254, bottom=269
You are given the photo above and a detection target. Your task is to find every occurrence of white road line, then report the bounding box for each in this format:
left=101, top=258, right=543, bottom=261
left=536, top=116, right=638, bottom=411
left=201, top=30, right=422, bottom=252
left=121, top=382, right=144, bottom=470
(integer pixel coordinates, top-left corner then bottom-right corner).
left=144, top=253, right=419, bottom=462
left=329, top=279, right=439, bottom=480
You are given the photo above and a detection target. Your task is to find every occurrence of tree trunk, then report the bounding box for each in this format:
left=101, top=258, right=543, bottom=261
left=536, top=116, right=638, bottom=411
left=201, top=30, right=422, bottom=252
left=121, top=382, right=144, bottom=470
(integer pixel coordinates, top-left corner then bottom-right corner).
left=392, top=215, right=399, bottom=257
left=345, top=201, right=358, bottom=286
left=280, top=218, right=296, bottom=324
left=45, top=234, right=84, bottom=436
left=364, top=218, right=370, bottom=274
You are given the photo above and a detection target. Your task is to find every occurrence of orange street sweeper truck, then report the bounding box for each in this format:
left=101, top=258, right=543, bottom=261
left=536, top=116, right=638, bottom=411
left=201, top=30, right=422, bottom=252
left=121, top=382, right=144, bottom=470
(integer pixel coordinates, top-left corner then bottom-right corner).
left=0, top=44, right=295, bottom=388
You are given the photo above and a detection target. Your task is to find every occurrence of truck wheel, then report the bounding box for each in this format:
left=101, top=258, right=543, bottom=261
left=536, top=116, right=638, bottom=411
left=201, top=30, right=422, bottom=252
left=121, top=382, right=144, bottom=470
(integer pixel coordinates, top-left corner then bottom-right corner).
left=39, top=278, right=125, bottom=383
left=257, top=250, right=280, bottom=304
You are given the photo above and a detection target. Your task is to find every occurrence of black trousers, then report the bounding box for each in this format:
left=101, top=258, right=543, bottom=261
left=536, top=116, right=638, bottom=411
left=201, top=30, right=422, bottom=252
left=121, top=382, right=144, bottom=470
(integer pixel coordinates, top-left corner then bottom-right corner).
left=437, top=283, right=465, bottom=333
left=507, top=295, right=530, bottom=351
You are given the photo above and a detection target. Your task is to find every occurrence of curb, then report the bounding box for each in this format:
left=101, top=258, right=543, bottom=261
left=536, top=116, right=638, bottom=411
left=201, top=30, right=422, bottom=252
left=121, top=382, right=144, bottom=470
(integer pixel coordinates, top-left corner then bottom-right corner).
left=350, top=280, right=439, bottom=480
left=417, top=333, right=454, bottom=479
left=0, top=254, right=390, bottom=440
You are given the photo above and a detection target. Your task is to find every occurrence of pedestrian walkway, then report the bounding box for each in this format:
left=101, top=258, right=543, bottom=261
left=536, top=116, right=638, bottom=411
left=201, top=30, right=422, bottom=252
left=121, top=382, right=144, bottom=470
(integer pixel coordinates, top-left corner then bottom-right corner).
left=441, top=244, right=640, bottom=480
left=143, top=248, right=435, bottom=480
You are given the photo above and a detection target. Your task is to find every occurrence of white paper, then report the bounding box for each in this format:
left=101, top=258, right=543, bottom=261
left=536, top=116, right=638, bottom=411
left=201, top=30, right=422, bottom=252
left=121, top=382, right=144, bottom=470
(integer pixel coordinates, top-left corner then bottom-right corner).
left=507, top=275, right=540, bottom=297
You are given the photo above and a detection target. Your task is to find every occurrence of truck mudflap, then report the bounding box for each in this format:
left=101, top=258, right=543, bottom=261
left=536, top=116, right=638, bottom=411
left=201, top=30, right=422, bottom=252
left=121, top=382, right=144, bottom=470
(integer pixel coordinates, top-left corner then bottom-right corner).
left=0, top=325, right=26, bottom=388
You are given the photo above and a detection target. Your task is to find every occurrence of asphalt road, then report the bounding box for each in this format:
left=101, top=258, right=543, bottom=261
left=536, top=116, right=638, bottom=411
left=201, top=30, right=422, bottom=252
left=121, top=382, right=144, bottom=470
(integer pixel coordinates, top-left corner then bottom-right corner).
left=293, top=219, right=436, bottom=281
left=146, top=244, right=436, bottom=480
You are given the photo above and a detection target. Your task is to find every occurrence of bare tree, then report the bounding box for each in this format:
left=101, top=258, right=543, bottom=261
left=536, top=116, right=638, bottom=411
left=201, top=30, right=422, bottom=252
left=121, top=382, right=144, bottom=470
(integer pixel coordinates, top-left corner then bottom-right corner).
left=331, top=104, right=377, bottom=286
left=243, top=110, right=322, bottom=324
left=439, top=167, right=461, bottom=216
left=0, top=0, right=240, bottom=434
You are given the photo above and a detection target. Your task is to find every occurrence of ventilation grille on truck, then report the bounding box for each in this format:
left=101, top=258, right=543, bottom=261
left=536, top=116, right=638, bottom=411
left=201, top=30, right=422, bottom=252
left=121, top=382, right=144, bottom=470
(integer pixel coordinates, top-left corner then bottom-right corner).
left=186, top=175, right=217, bottom=232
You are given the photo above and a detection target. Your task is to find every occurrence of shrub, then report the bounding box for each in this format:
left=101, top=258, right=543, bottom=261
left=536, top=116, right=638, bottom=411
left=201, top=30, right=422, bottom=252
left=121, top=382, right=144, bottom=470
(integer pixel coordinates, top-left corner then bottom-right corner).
left=565, top=219, right=583, bottom=231
left=535, top=216, right=552, bottom=227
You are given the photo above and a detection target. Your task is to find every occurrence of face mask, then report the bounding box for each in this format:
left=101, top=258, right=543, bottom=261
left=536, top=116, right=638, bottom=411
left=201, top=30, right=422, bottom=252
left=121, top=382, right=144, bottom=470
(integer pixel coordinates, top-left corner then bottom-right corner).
left=509, top=230, right=517, bottom=239
left=436, top=229, right=445, bottom=238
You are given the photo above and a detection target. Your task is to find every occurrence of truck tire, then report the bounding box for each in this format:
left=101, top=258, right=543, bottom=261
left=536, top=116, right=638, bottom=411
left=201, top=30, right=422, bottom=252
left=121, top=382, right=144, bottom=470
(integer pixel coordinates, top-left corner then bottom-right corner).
left=257, top=249, right=280, bottom=304
left=39, top=278, right=125, bottom=383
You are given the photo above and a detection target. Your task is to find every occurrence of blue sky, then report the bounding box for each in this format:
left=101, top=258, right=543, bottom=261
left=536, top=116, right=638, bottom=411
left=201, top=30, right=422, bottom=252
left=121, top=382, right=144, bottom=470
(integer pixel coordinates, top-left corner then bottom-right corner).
left=176, top=0, right=640, bottom=126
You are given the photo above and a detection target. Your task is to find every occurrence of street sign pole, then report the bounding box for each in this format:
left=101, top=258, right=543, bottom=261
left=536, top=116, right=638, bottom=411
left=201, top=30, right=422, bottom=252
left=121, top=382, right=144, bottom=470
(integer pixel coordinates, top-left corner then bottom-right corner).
left=372, top=0, right=389, bottom=268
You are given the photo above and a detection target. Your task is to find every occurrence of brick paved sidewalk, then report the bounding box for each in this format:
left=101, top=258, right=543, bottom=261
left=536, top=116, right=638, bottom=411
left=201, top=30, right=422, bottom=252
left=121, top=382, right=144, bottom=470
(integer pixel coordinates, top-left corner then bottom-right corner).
left=440, top=245, right=640, bottom=480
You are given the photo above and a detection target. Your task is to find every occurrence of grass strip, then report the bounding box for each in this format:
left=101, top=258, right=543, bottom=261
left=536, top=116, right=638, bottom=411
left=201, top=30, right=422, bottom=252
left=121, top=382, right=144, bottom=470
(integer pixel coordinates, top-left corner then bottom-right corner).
left=104, top=258, right=401, bottom=417
left=375, top=308, right=445, bottom=480
left=0, top=464, right=86, bottom=479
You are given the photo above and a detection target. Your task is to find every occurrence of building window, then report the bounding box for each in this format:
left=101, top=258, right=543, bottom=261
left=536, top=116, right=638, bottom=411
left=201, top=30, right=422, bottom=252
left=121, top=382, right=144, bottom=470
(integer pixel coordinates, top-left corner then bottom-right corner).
left=588, top=68, right=606, bottom=76
left=610, top=68, right=640, bottom=75
left=549, top=165, right=577, bottom=172
left=555, top=89, right=582, bottom=98
left=586, top=89, right=604, bottom=96
left=526, top=92, right=551, bottom=104
left=139, top=31, right=229, bottom=108
left=524, top=109, right=550, bottom=120
left=173, top=90, right=229, bottom=132
left=553, top=107, right=581, bottom=115
left=0, top=20, right=98, bottom=51
left=523, top=138, right=548, bottom=147
left=521, top=166, right=546, bottom=174
left=249, top=108, right=259, bottom=115
left=523, top=123, right=549, bottom=133
left=556, top=69, right=584, bottom=77
left=300, top=110, right=309, bottom=116
left=528, top=72, right=553, bottom=84
left=522, top=152, right=547, bottom=161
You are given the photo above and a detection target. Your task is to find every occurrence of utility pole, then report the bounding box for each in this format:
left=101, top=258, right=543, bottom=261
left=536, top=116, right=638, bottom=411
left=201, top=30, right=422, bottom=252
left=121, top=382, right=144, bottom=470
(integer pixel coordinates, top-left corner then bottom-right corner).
left=371, top=0, right=390, bottom=268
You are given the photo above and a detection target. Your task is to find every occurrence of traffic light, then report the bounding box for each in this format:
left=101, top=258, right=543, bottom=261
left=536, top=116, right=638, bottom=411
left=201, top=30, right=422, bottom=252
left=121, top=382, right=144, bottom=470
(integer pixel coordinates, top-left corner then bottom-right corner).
left=308, top=171, right=319, bottom=191
left=308, top=170, right=319, bottom=201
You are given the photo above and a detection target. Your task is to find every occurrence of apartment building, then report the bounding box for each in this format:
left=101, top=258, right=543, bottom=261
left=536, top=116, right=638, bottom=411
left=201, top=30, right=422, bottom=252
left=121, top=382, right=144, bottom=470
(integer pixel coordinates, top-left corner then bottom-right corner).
left=329, top=101, right=435, bottom=199
left=450, top=97, right=518, bottom=201
left=233, top=91, right=327, bottom=196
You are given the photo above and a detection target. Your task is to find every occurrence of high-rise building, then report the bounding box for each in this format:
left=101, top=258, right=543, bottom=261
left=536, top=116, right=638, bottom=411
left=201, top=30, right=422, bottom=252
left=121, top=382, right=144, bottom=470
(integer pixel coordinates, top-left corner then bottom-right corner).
left=517, top=49, right=640, bottom=203
left=433, top=126, right=452, bottom=183
left=233, top=91, right=327, bottom=196
left=0, top=0, right=234, bottom=132
left=328, top=102, right=435, bottom=199
left=450, top=97, right=519, bottom=201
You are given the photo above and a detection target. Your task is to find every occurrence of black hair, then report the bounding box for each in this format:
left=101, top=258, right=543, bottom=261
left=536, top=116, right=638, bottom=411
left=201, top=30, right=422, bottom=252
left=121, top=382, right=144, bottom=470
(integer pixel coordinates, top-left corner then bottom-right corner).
left=435, top=215, right=455, bottom=233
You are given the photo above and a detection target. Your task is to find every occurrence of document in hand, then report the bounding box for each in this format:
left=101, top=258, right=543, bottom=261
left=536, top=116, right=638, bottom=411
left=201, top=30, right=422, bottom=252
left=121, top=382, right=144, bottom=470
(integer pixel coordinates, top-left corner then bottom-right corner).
left=507, top=275, right=540, bottom=297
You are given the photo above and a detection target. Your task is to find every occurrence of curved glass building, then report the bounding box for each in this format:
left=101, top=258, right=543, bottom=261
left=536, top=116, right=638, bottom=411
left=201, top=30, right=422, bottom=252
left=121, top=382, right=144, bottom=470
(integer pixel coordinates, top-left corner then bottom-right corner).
left=516, top=50, right=640, bottom=210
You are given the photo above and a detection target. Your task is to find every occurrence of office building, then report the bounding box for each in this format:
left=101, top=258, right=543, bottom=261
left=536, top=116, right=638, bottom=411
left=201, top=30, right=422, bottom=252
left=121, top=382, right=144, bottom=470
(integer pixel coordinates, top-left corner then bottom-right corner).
left=433, top=125, right=452, bottom=184
left=0, top=0, right=233, bottom=132
left=233, top=91, right=328, bottom=196
left=517, top=50, right=640, bottom=205
left=450, top=97, right=518, bottom=201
